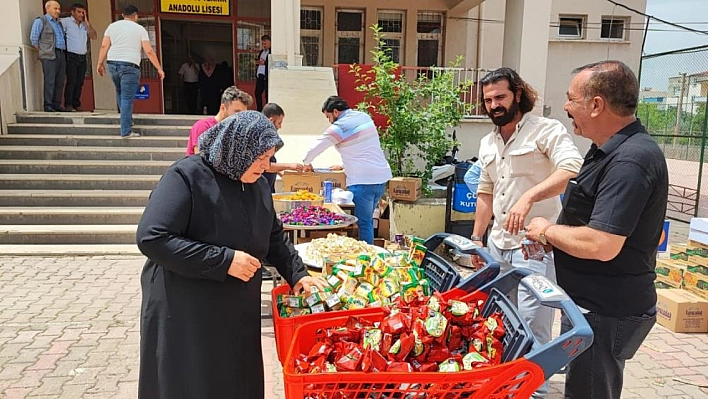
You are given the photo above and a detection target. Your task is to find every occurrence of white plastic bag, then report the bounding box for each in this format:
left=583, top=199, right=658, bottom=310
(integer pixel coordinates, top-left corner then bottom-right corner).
left=332, top=188, right=354, bottom=205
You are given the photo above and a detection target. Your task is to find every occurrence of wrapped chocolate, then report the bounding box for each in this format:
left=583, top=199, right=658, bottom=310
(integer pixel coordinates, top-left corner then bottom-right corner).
left=438, top=358, right=461, bottom=373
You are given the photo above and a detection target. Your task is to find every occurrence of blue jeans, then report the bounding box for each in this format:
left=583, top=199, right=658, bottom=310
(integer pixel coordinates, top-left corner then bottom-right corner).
left=561, top=309, right=656, bottom=399
left=107, top=61, right=140, bottom=136
left=349, top=183, right=386, bottom=244
left=487, top=241, right=556, bottom=398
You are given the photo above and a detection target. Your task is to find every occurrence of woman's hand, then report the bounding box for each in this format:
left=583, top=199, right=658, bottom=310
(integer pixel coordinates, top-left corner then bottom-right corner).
left=293, top=275, right=329, bottom=294
left=227, top=251, right=261, bottom=282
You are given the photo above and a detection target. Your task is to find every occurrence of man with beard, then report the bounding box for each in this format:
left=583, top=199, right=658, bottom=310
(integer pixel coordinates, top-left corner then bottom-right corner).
left=470, top=67, right=582, bottom=398
left=525, top=61, right=667, bottom=399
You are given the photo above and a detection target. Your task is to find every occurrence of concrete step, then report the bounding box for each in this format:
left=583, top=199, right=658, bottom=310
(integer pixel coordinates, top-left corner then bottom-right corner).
left=0, top=174, right=159, bottom=190
left=0, top=160, right=172, bottom=175
left=15, top=112, right=202, bottom=126
left=7, top=124, right=190, bottom=136
left=0, top=244, right=142, bottom=256
left=0, top=134, right=187, bottom=148
left=0, top=190, right=150, bottom=206
left=0, top=146, right=184, bottom=161
left=0, top=207, right=144, bottom=224
left=0, top=225, right=138, bottom=244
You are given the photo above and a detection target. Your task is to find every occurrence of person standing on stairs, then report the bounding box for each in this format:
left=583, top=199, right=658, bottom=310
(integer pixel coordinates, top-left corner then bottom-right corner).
left=96, top=4, right=164, bottom=138
left=61, top=3, right=97, bottom=112
left=30, top=0, right=67, bottom=112
left=185, top=86, right=252, bottom=156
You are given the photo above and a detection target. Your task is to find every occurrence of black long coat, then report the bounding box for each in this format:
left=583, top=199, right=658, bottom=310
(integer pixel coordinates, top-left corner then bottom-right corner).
left=136, top=156, right=308, bottom=399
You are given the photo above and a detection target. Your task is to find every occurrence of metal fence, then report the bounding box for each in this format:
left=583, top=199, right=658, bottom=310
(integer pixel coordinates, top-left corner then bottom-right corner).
left=332, top=65, right=492, bottom=117
left=639, top=45, right=708, bottom=221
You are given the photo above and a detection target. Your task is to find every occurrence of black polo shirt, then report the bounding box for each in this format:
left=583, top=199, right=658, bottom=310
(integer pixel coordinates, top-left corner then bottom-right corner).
left=554, top=119, right=668, bottom=317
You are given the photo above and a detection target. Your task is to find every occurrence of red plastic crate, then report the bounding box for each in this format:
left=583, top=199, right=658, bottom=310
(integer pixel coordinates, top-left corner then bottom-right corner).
left=271, top=284, right=385, bottom=364
left=282, top=312, right=545, bottom=399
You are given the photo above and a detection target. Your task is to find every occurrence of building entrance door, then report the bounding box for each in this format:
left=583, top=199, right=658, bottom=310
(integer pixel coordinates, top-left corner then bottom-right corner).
left=161, top=20, right=234, bottom=115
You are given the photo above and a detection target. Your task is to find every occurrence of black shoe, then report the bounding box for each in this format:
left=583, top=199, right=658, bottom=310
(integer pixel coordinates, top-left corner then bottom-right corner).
left=54, top=107, right=68, bottom=112
left=262, top=268, right=274, bottom=280
left=44, top=107, right=57, bottom=112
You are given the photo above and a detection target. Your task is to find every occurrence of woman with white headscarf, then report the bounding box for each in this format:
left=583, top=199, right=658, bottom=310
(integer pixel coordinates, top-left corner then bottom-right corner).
left=136, top=111, right=327, bottom=399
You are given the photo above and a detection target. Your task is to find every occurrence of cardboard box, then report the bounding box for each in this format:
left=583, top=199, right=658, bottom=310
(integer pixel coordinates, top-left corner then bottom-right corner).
left=389, top=177, right=422, bottom=202
left=683, top=269, right=708, bottom=300
left=281, top=172, right=321, bottom=193
left=656, top=289, right=708, bottom=333
left=655, top=259, right=688, bottom=289
left=317, top=170, right=347, bottom=190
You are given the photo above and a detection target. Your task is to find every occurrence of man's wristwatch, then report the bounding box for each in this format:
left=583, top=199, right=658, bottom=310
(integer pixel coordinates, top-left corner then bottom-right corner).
left=539, top=225, right=551, bottom=245
left=470, top=235, right=484, bottom=242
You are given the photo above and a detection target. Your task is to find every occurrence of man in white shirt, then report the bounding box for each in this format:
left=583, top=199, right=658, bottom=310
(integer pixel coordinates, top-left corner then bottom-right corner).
left=178, top=55, right=200, bottom=114
left=96, top=4, right=164, bottom=138
left=471, top=68, right=583, bottom=398
left=303, top=96, right=392, bottom=244
left=61, top=3, right=97, bottom=112
left=254, top=35, right=270, bottom=111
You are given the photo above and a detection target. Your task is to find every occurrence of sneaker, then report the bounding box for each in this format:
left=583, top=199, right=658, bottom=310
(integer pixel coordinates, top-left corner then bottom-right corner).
left=121, top=132, right=141, bottom=138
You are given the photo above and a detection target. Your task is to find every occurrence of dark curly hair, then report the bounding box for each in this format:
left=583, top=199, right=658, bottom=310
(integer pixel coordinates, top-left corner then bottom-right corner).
left=478, top=67, right=537, bottom=116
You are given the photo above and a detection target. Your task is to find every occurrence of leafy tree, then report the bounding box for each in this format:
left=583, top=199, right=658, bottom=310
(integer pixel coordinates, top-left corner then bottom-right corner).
left=350, top=25, right=472, bottom=184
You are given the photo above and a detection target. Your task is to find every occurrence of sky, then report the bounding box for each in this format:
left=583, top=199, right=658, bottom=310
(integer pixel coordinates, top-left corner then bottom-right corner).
left=644, top=0, right=708, bottom=54
left=640, top=0, right=708, bottom=90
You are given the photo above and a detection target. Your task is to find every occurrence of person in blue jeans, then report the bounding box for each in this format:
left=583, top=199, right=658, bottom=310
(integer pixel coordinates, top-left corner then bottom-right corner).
left=302, top=96, right=392, bottom=244
left=96, top=5, right=164, bottom=138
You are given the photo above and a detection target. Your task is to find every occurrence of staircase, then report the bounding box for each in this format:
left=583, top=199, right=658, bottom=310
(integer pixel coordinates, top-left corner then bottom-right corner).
left=0, top=112, right=201, bottom=256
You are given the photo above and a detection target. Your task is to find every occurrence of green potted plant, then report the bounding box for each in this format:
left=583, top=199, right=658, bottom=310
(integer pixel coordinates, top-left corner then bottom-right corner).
left=350, top=25, right=473, bottom=186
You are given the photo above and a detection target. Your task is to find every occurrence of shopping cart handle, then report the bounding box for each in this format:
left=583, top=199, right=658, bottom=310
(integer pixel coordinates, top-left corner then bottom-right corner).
left=482, top=269, right=594, bottom=379
left=454, top=248, right=500, bottom=293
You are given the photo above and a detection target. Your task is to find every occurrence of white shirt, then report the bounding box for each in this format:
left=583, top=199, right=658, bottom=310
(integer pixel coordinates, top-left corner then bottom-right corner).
left=303, top=109, right=392, bottom=186
left=178, top=62, right=200, bottom=82
left=61, top=17, right=88, bottom=55
left=477, top=113, right=583, bottom=250
left=104, top=20, right=149, bottom=66
left=257, top=49, right=269, bottom=76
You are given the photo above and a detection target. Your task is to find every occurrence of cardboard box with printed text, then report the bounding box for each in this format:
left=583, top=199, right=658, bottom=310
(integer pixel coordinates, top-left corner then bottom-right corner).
left=656, top=289, right=708, bottom=333
left=388, top=177, right=422, bottom=202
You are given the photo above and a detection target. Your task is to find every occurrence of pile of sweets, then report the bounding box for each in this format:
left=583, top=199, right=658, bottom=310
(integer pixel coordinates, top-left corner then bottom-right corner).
left=278, top=238, right=430, bottom=317
left=279, top=206, right=350, bottom=227
left=276, top=190, right=323, bottom=201
left=305, top=234, right=377, bottom=267
left=293, top=292, right=506, bottom=373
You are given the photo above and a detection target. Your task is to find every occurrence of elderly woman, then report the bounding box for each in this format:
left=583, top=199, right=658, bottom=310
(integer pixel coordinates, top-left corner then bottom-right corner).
left=137, top=111, right=326, bottom=399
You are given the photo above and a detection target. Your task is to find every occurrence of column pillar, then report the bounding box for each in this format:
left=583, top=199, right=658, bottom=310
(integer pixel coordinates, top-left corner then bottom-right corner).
left=270, top=0, right=302, bottom=66
left=501, top=0, right=552, bottom=111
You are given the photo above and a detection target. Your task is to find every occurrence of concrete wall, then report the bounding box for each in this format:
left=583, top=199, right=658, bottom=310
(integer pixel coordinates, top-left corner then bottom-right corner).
left=0, top=1, right=44, bottom=114
left=543, top=0, right=646, bottom=155
left=88, top=0, right=118, bottom=111
left=0, top=54, right=22, bottom=133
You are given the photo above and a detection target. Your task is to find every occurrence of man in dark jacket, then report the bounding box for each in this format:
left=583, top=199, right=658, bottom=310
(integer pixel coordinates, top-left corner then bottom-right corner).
left=30, top=0, right=67, bottom=112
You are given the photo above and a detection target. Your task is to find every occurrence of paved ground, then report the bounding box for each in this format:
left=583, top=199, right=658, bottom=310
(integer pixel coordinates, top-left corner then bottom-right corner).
left=0, top=222, right=707, bottom=398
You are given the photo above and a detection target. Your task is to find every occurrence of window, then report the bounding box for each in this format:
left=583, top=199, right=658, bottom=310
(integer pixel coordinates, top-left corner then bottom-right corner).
left=378, top=10, right=405, bottom=64
left=601, top=17, right=628, bottom=40
left=558, top=16, right=585, bottom=39
left=301, top=7, right=323, bottom=66
left=417, top=11, right=444, bottom=67
left=336, top=9, right=365, bottom=64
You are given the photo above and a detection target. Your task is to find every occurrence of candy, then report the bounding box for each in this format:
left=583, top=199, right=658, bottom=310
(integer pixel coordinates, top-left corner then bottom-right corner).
left=462, top=351, right=489, bottom=370
left=279, top=206, right=349, bottom=227
left=425, top=311, right=448, bottom=337
left=362, top=328, right=383, bottom=351
left=438, top=358, right=461, bottom=373
left=449, top=300, right=470, bottom=316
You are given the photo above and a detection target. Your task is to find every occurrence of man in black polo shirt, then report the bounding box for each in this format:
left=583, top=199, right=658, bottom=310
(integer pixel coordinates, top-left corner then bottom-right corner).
left=525, top=60, right=668, bottom=399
